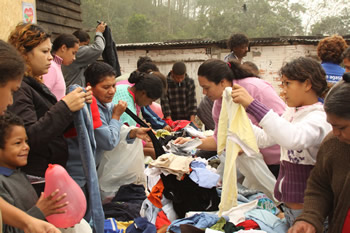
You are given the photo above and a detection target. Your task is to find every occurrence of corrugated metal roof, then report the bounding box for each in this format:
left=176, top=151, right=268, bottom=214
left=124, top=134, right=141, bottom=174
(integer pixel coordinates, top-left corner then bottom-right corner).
left=117, top=35, right=350, bottom=49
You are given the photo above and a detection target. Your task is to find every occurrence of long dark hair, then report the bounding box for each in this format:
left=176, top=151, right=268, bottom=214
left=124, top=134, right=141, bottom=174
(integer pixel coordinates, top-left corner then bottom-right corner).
left=197, top=59, right=256, bottom=84
left=128, top=71, right=163, bottom=99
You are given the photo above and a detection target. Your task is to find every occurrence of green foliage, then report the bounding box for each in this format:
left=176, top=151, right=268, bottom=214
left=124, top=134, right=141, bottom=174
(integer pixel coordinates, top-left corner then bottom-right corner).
left=79, top=0, right=329, bottom=43
left=310, top=9, right=350, bottom=36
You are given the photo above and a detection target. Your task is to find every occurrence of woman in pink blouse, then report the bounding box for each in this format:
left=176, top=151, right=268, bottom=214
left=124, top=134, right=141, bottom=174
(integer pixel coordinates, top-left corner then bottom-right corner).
left=43, top=34, right=79, bottom=100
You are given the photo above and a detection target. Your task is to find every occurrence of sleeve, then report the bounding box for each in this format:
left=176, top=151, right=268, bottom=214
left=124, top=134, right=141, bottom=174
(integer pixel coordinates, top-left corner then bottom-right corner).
left=141, top=106, right=167, bottom=129
left=73, top=32, right=106, bottom=68
left=187, top=78, right=197, bottom=116
left=252, top=123, right=278, bottom=148
left=94, top=105, right=123, bottom=151
left=42, top=66, right=57, bottom=91
left=161, top=93, right=171, bottom=118
left=258, top=109, right=330, bottom=150
left=9, top=88, right=74, bottom=150
left=27, top=206, right=46, bottom=220
left=295, top=140, right=334, bottom=233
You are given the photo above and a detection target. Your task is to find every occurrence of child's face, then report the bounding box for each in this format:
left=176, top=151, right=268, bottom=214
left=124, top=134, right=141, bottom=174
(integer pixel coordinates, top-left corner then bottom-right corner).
left=0, top=79, right=22, bottom=115
left=281, top=75, right=309, bottom=107
left=0, top=126, right=29, bottom=169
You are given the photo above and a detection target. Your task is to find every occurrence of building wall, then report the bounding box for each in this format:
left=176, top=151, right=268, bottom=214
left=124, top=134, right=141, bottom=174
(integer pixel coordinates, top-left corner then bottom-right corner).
left=0, top=0, right=36, bottom=40
left=117, top=44, right=318, bottom=104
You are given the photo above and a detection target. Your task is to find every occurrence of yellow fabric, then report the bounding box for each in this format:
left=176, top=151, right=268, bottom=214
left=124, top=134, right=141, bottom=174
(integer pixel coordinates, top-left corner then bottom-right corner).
left=217, top=87, right=259, bottom=215
left=116, top=220, right=134, bottom=230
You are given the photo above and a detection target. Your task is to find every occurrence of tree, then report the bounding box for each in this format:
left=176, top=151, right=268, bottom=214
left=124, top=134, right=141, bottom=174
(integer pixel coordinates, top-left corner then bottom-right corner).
left=310, top=9, right=350, bottom=35
left=127, top=14, right=153, bottom=42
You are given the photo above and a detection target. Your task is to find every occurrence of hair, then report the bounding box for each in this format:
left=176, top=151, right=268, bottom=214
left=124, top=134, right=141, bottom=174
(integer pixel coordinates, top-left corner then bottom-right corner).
left=324, top=73, right=350, bottom=120
left=172, top=62, right=186, bottom=75
left=280, top=57, right=328, bottom=97
left=227, top=33, right=249, bottom=51
left=128, top=71, right=163, bottom=99
left=84, top=61, right=116, bottom=87
left=138, top=62, right=159, bottom=73
left=242, top=61, right=259, bottom=76
left=317, top=35, right=348, bottom=64
left=0, top=40, right=25, bottom=87
left=8, top=23, right=50, bottom=79
left=137, top=56, right=153, bottom=69
left=198, top=59, right=256, bottom=84
left=73, top=30, right=90, bottom=43
left=343, top=47, right=350, bottom=60
left=0, top=111, right=24, bottom=149
left=52, top=34, right=79, bottom=53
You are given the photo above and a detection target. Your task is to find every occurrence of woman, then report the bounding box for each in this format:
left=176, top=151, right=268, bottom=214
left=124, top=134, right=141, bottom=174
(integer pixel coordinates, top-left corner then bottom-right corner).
left=43, top=34, right=79, bottom=100
left=7, top=23, right=90, bottom=193
left=288, top=73, right=350, bottom=233
left=175, top=59, right=286, bottom=178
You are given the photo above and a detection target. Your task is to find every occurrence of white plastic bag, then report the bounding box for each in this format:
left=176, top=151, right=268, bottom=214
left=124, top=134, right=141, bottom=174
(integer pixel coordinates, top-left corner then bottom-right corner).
left=97, top=126, right=146, bottom=200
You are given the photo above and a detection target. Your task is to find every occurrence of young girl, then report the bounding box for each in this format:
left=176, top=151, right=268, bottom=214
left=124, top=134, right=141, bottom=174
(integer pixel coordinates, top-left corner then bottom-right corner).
left=289, top=73, right=350, bottom=233
left=112, top=70, right=164, bottom=126
left=231, top=57, right=332, bottom=227
left=43, top=34, right=79, bottom=100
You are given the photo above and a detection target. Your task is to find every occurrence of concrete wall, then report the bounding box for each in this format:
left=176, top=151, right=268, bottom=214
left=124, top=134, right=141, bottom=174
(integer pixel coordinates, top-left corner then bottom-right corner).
left=0, top=0, right=36, bottom=41
left=117, top=44, right=318, bottom=104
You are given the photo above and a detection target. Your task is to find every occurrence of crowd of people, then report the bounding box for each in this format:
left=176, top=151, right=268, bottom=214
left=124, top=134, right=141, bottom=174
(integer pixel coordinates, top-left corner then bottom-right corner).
left=0, top=21, right=349, bottom=233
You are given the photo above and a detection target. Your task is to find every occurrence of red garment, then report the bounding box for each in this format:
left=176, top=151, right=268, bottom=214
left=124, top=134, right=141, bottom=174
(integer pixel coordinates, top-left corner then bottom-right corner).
left=164, top=119, right=191, bottom=131
left=236, top=219, right=259, bottom=230
left=342, top=208, right=350, bottom=233
left=155, top=210, right=171, bottom=230
left=64, top=96, right=102, bottom=138
left=148, top=179, right=164, bottom=209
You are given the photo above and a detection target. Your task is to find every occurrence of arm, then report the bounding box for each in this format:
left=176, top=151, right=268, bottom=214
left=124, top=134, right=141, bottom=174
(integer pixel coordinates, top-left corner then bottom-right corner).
left=187, top=78, right=197, bottom=119
left=94, top=104, right=123, bottom=151
left=293, top=141, right=333, bottom=233
left=0, top=198, right=60, bottom=233
left=160, top=93, right=171, bottom=119
left=174, top=136, right=217, bottom=151
left=141, top=106, right=167, bottom=129
left=9, top=88, right=74, bottom=149
left=73, top=32, right=106, bottom=68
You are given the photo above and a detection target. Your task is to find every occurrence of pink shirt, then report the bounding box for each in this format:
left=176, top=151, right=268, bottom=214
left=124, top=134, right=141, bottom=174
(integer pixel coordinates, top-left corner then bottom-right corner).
left=43, top=55, right=66, bottom=100
left=213, top=77, right=286, bottom=165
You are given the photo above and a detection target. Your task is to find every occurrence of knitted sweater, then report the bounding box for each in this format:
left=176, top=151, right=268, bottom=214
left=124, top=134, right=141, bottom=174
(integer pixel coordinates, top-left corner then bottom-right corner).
left=295, top=133, right=350, bottom=233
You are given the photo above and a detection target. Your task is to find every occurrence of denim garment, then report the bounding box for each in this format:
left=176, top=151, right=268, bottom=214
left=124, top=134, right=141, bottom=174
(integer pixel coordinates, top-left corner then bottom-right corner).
left=168, top=213, right=220, bottom=233
left=68, top=85, right=104, bottom=233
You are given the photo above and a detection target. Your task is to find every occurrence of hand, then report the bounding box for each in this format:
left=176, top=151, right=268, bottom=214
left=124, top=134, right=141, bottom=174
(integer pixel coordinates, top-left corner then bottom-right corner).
left=62, top=87, right=86, bottom=112
left=24, top=217, right=60, bottom=233
left=231, top=83, right=254, bottom=108
left=129, top=127, right=152, bottom=141
left=96, top=22, right=107, bottom=33
left=85, top=86, right=93, bottom=104
left=288, top=221, right=316, bottom=233
left=36, top=189, right=68, bottom=217
left=112, top=100, right=127, bottom=120
left=163, top=125, right=172, bottom=132
left=173, top=137, right=192, bottom=145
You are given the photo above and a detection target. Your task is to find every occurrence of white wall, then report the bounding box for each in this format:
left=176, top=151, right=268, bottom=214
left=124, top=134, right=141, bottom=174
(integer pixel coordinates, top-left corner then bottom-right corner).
left=117, top=44, right=318, bottom=104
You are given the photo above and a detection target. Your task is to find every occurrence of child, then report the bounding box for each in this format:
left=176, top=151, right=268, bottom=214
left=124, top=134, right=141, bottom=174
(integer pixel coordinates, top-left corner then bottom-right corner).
left=231, top=57, right=332, bottom=227
left=0, top=111, right=67, bottom=233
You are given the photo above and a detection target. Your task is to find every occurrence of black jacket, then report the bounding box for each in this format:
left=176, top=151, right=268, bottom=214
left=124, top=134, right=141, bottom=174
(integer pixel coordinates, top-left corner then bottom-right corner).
left=8, top=76, right=74, bottom=177
left=102, top=26, right=121, bottom=77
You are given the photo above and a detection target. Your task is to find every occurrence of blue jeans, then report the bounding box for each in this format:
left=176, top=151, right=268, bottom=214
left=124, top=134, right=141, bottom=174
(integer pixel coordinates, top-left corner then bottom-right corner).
left=68, top=85, right=104, bottom=233
left=281, top=204, right=303, bottom=228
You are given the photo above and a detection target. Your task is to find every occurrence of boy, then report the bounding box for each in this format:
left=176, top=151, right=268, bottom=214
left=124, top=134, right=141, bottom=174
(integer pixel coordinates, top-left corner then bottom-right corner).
left=0, top=112, right=66, bottom=233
